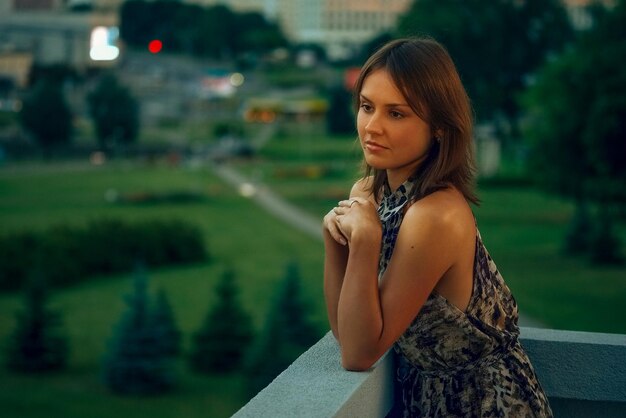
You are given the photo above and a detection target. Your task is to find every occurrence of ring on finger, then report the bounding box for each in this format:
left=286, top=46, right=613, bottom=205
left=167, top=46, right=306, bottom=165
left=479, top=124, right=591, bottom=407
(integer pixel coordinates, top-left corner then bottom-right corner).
left=349, top=199, right=358, bottom=207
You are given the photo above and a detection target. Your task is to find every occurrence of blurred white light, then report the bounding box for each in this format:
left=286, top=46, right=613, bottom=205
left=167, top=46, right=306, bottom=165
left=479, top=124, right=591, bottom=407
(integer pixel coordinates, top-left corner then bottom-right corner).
left=90, top=26, right=120, bottom=61
left=230, top=72, right=245, bottom=87
left=238, top=183, right=256, bottom=197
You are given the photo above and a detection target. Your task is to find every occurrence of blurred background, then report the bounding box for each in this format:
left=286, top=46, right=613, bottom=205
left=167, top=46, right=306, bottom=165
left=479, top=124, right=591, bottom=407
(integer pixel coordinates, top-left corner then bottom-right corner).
left=0, top=0, right=624, bottom=417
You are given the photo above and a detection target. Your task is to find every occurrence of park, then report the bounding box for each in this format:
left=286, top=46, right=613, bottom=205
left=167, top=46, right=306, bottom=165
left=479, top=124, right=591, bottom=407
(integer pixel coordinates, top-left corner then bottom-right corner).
left=0, top=0, right=625, bottom=417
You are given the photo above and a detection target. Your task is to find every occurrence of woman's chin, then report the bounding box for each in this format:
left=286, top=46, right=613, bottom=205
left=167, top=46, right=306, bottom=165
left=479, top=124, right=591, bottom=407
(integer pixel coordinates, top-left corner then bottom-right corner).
left=364, top=157, right=388, bottom=170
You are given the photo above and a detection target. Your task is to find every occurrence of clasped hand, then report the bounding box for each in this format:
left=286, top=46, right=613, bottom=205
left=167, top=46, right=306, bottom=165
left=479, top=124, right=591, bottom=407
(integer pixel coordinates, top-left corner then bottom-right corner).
left=323, top=197, right=381, bottom=246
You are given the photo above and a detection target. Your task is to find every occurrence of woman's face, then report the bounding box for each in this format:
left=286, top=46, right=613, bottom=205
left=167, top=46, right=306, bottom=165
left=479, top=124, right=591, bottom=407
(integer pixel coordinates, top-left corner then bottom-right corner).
left=357, top=69, right=434, bottom=185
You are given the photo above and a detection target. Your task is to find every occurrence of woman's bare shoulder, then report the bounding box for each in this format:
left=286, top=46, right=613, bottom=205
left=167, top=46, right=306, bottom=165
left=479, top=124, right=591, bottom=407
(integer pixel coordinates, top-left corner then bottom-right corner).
left=405, top=187, right=474, bottom=236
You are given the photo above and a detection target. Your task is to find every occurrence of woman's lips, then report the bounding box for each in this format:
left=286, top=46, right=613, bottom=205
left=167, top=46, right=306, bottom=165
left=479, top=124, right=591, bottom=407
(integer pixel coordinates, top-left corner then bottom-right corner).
left=364, top=141, right=387, bottom=152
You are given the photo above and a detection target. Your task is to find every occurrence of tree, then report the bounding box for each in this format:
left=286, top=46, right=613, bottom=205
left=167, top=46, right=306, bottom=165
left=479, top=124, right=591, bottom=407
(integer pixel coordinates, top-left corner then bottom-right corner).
left=5, top=273, right=69, bottom=373
left=188, top=268, right=253, bottom=374
left=396, top=0, right=573, bottom=144
left=152, top=288, right=182, bottom=358
left=326, top=85, right=355, bottom=135
left=102, top=266, right=176, bottom=395
left=195, top=4, right=239, bottom=58
left=358, top=32, right=395, bottom=64
left=19, top=78, right=72, bottom=154
left=244, top=261, right=320, bottom=397
left=120, top=0, right=185, bottom=50
left=234, top=12, right=288, bottom=54
left=119, top=1, right=288, bottom=59
left=87, top=73, right=139, bottom=151
left=523, top=0, right=626, bottom=264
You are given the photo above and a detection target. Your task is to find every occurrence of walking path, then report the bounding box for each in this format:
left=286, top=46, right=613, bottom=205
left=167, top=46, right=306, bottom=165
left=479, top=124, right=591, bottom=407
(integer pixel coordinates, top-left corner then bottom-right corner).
left=212, top=163, right=323, bottom=240
left=210, top=162, right=544, bottom=328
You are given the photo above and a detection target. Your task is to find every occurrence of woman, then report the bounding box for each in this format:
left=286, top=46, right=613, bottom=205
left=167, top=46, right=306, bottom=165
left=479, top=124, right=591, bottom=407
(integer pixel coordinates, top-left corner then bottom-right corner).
left=323, top=38, right=552, bottom=417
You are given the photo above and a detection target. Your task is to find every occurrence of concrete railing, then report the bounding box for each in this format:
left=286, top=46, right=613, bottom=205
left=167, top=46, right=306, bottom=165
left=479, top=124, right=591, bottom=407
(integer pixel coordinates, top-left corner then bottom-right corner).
left=233, top=327, right=626, bottom=417
left=232, top=332, right=395, bottom=418
left=521, top=327, right=626, bottom=417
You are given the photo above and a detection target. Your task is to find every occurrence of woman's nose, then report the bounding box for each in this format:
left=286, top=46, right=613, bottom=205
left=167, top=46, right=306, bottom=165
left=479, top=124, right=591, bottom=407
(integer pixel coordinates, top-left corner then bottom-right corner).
left=364, top=112, right=383, bottom=134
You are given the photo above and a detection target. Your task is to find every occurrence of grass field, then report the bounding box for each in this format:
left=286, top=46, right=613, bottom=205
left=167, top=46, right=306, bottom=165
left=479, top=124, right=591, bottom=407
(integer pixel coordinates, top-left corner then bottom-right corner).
left=0, top=134, right=624, bottom=418
left=0, top=160, right=327, bottom=418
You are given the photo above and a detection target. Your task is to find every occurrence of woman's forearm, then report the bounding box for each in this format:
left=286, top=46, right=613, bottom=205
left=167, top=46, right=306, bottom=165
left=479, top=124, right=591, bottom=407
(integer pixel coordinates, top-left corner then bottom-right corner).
left=336, top=229, right=383, bottom=369
left=323, top=230, right=349, bottom=340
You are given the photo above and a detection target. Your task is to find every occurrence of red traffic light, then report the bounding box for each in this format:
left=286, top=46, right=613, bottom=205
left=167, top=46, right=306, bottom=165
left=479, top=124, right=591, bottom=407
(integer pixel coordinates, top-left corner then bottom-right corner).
left=148, top=40, right=162, bottom=54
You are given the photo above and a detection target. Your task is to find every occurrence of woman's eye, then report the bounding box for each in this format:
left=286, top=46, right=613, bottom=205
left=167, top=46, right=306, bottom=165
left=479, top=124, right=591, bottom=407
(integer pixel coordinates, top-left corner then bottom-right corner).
left=390, top=110, right=404, bottom=119
left=360, top=103, right=373, bottom=112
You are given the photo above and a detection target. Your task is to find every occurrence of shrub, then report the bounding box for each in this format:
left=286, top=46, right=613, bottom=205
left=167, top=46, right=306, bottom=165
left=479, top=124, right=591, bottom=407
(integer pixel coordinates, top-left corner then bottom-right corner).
left=19, top=78, right=73, bottom=154
left=588, top=210, right=624, bottom=265
left=0, top=232, right=41, bottom=292
left=188, top=268, right=253, bottom=374
left=0, top=218, right=208, bottom=292
left=244, top=261, right=320, bottom=397
left=152, top=288, right=182, bottom=358
left=102, top=266, right=177, bottom=395
left=5, top=274, right=69, bottom=373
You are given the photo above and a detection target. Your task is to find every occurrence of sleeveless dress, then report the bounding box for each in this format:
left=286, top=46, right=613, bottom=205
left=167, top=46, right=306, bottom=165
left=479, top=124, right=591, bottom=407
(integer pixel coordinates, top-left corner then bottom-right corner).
left=378, top=179, right=553, bottom=418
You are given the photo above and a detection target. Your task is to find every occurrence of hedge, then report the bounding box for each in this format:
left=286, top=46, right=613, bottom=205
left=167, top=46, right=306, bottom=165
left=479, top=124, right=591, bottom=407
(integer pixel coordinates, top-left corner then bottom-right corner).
left=0, top=218, right=208, bottom=292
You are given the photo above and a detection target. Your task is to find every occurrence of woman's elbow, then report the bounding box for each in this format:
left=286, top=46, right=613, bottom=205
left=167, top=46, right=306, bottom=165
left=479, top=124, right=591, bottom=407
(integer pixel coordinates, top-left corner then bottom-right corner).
left=341, top=352, right=376, bottom=371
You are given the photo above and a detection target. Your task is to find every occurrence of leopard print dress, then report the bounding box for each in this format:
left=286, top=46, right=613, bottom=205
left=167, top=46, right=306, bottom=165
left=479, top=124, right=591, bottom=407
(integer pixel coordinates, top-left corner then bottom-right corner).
left=379, top=179, right=552, bottom=418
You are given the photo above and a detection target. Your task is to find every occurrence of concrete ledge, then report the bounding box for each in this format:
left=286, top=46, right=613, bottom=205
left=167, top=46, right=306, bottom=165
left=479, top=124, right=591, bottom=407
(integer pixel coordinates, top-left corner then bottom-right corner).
left=234, top=327, right=626, bottom=418
left=232, top=332, right=394, bottom=418
left=520, top=327, right=626, bottom=417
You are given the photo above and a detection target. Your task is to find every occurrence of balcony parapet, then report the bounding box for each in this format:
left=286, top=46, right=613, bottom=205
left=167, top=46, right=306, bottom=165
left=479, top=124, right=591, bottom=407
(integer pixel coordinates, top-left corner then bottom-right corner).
left=233, top=331, right=394, bottom=418
left=521, top=327, right=626, bottom=416
left=233, top=327, right=626, bottom=417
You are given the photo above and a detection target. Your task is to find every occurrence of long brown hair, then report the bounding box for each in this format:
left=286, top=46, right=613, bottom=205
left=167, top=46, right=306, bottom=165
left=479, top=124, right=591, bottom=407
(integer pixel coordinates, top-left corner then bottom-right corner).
left=354, top=37, right=479, bottom=205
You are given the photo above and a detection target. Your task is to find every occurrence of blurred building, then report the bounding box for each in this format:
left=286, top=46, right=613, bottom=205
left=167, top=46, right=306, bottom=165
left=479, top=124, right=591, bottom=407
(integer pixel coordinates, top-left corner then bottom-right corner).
left=1, top=0, right=615, bottom=79
left=0, top=48, right=32, bottom=88
left=196, top=0, right=616, bottom=60
left=11, top=0, right=63, bottom=10
left=0, top=0, right=120, bottom=81
left=200, top=0, right=411, bottom=60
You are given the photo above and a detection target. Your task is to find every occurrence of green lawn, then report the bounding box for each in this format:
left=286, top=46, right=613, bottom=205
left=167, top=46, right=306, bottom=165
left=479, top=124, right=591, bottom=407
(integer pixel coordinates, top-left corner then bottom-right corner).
left=0, top=160, right=327, bottom=418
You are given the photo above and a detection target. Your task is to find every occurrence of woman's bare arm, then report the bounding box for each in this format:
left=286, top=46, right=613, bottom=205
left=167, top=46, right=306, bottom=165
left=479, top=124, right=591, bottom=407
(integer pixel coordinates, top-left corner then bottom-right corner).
left=323, top=178, right=374, bottom=340
left=334, top=190, right=473, bottom=370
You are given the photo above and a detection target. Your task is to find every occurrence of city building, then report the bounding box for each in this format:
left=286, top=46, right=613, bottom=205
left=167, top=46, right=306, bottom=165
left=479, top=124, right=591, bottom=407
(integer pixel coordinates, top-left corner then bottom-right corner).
left=0, top=1, right=119, bottom=78
left=199, top=0, right=411, bottom=60
left=0, top=0, right=616, bottom=84
left=194, top=0, right=614, bottom=59
left=0, top=48, right=32, bottom=88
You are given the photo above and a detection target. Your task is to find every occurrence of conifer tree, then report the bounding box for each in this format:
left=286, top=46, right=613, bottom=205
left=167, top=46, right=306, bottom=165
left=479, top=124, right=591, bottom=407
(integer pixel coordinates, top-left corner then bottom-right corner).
left=102, top=266, right=176, bottom=395
left=244, top=261, right=320, bottom=397
left=189, top=267, right=253, bottom=373
left=5, top=273, right=69, bottom=373
left=152, top=288, right=182, bottom=357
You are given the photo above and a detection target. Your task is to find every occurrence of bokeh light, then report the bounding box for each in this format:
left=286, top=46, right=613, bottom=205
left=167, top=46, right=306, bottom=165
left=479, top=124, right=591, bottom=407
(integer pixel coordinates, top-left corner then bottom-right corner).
left=148, top=39, right=163, bottom=54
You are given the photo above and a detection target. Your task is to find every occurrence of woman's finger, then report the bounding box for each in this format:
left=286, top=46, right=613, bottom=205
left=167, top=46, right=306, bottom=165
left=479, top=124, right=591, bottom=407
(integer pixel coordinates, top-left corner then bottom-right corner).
left=324, top=210, right=347, bottom=245
left=329, top=218, right=347, bottom=245
left=338, top=199, right=358, bottom=208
